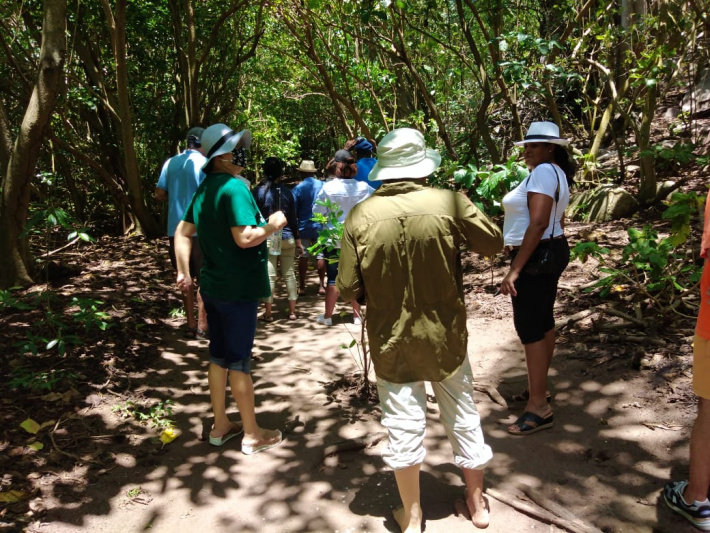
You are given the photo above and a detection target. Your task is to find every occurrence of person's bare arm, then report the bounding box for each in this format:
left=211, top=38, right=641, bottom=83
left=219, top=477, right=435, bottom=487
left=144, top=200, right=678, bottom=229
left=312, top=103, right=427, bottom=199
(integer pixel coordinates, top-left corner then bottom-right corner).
left=174, top=220, right=196, bottom=293
left=155, top=188, right=167, bottom=202
left=231, top=211, right=287, bottom=249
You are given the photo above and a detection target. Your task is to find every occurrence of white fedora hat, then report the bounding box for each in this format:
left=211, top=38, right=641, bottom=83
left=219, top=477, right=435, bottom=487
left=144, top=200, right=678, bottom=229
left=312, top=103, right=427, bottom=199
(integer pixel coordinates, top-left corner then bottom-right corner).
left=297, top=160, right=317, bottom=173
left=201, top=124, right=252, bottom=167
left=368, top=128, right=441, bottom=182
left=514, top=121, right=569, bottom=146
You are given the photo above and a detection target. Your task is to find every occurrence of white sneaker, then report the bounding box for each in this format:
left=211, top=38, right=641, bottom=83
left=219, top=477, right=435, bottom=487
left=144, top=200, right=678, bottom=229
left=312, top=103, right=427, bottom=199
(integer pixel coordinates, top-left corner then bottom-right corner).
left=353, top=317, right=362, bottom=325
left=316, top=314, right=332, bottom=326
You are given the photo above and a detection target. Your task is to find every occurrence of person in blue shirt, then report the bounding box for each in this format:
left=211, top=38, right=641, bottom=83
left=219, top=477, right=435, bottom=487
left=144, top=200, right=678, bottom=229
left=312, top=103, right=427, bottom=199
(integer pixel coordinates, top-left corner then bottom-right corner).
left=155, top=127, right=207, bottom=339
left=346, top=137, right=382, bottom=190
left=292, top=160, right=326, bottom=295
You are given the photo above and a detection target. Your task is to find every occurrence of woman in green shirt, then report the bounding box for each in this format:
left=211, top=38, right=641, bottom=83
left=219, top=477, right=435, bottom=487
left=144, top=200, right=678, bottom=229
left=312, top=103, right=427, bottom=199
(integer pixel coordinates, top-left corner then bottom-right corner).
left=175, top=123, right=287, bottom=455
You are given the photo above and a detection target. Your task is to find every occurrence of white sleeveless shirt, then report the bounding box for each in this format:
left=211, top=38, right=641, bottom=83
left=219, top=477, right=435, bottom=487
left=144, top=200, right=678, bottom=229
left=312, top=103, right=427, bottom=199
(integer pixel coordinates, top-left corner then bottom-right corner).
left=502, top=163, right=569, bottom=247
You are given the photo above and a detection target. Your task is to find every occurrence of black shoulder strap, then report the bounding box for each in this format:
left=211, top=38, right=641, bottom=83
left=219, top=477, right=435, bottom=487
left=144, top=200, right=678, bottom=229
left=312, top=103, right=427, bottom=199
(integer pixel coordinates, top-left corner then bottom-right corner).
left=526, top=164, right=561, bottom=239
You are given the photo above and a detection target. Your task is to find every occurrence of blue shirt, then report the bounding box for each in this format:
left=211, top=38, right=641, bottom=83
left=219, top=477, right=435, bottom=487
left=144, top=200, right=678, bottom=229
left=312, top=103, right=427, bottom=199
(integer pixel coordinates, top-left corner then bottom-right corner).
left=156, top=149, right=206, bottom=236
left=355, top=157, right=381, bottom=189
left=292, top=176, right=324, bottom=240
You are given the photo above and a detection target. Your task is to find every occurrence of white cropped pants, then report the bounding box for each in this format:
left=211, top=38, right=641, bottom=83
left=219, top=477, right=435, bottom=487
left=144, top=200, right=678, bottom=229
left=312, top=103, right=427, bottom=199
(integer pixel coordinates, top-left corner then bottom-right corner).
left=376, top=357, right=493, bottom=471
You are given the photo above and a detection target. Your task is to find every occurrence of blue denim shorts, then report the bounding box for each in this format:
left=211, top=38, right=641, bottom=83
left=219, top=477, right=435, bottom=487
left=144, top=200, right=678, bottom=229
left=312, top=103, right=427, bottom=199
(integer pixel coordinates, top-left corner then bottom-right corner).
left=201, top=294, right=258, bottom=373
left=324, top=249, right=339, bottom=286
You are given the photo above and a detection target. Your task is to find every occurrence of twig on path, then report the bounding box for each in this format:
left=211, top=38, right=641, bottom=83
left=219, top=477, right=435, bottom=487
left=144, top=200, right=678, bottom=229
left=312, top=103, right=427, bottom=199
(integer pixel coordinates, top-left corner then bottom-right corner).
left=581, top=334, right=665, bottom=346
left=601, top=307, right=646, bottom=328
left=40, top=237, right=81, bottom=258
left=485, top=488, right=559, bottom=527
left=473, top=382, right=508, bottom=408
left=520, top=484, right=605, bottom=533
left=555, top=308, right=598, bottom=330
left=486, top=487, right=603, bottom=533
left=558, top=279, right=601, bottom=291
left=50, top=417, right=102, bottom=466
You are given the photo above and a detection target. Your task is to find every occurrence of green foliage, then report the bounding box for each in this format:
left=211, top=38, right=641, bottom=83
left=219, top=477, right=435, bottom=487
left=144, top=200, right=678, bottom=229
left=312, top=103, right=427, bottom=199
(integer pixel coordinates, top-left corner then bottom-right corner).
left=113, top=399, right=175, bottom=429
left=308, top=199, right=343, bottom=262
left=5, top=290, right=110, bottom=356
left=453, top=154, right=528, bottom=215
left=169, top=307, right=186, bottom=319
left=9, top=367, right=78, bottom=392
left=640, top=142, right=705, bottom=172
left=0, top=288, right=34, bottom=311
left=662, top=192, right=703, bottom=246
left=70, top=297, right=112, bottom=332
left=571, top=193, right=703, bottom=310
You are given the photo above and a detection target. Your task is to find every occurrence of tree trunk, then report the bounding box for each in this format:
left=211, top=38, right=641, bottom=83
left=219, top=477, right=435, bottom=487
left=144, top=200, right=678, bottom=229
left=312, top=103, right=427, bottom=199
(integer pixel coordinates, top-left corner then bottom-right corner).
left=0, top=0, right=67, bottom=289
left=101, top=0, right=161, bottom=238
left=637, top=79, right=658, bottom=205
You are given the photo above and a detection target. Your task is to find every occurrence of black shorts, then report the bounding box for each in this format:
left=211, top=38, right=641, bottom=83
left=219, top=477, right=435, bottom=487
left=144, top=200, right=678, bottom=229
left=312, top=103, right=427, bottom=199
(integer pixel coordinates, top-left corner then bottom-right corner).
left=168, top=236, right=203, bottom=281
left=510, top=237, right=569, bottom=344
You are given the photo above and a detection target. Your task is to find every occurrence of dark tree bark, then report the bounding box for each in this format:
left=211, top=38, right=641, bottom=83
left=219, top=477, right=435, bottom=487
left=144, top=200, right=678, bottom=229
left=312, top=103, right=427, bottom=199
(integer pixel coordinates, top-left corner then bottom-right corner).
left=0, top=0, right=67, bottom=288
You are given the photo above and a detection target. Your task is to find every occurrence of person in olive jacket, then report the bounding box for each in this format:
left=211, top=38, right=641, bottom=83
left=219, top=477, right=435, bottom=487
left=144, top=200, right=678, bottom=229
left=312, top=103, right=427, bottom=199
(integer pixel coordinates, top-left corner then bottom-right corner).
left=337, top=128, right=503, bottom=532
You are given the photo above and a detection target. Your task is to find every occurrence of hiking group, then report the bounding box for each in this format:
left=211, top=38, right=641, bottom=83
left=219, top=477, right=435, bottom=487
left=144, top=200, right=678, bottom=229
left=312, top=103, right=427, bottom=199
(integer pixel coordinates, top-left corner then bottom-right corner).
left=156, top=122, right=709, bottom=532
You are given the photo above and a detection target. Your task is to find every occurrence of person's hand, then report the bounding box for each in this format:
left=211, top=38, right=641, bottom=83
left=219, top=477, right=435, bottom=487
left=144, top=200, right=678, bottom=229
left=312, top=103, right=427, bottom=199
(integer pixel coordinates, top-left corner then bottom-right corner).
left=268, top=211, right=287, bottom=230
left=296, top=241, right=305, bottom=257
left=177, top=272, right=193, bottom=294
left=499, top=269, right=519, bottom=297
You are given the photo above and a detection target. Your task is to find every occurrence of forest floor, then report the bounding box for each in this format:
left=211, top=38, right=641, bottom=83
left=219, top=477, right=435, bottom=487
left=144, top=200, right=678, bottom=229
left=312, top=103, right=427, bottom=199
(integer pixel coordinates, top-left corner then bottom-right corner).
left=0, top=198, right=704, bottom=532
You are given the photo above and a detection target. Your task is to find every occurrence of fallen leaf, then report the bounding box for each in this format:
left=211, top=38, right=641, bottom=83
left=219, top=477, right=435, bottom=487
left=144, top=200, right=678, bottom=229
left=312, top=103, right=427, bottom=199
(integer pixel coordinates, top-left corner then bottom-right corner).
left=28, top=442, right=44, bottom=451
left=0, top=490, right=32, bottom=503
left=20, top=418, right=41, bottom=435
left=40, top=420, right=57, bottom=431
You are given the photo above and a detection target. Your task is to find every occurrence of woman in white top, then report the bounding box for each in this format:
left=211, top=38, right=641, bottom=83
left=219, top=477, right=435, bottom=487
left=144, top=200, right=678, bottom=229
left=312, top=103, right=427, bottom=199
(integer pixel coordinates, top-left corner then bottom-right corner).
left=313, top=150, right=374, bottom=326
left=499, top=121, right=576, bottom=436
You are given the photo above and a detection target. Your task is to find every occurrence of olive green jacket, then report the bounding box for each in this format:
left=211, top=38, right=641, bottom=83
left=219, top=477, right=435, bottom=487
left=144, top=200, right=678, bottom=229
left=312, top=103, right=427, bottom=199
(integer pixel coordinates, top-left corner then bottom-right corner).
left=337, top=181, right=503, bottom=383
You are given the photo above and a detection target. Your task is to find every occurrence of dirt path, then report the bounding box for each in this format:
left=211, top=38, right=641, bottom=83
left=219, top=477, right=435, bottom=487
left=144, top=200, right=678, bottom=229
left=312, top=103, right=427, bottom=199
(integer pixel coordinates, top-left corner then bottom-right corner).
left=38, top=278, right=694, bottom=533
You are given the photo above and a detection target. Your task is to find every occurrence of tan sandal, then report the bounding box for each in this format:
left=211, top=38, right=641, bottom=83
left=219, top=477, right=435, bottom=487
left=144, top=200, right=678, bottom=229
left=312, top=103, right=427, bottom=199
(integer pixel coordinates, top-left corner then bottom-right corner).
left=241, top=429, right=282, bottom=455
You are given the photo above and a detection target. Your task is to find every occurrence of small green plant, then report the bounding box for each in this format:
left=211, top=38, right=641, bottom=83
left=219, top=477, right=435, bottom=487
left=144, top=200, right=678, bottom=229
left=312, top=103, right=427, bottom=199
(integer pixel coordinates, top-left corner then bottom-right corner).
left=71, top=297, right=112, bottom=332
left=640, top=142, right=698, bottom=172
left=571, top=194, right=703, bottom=314
left=310, top=201, right=376, bottom=399
left=309, top=198, right=344, bottom=261
left=113, top=400, right=175, bottom=429
left=572, top=226, right=691, bottom=302
left=0, top=288, right=34, bottom=311
left=169, top=307, right=186, bottom=319
left=127, top=487, right=143, bottom=498
left=453, top=154, right=528, bottom=215
left=9, top=367, right=78, bottom=392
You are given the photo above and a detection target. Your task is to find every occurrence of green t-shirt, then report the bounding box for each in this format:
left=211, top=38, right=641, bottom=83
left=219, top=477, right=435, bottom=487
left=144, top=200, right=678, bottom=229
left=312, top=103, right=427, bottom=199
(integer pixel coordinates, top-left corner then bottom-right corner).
left=183, top=173, right=270, bottom=301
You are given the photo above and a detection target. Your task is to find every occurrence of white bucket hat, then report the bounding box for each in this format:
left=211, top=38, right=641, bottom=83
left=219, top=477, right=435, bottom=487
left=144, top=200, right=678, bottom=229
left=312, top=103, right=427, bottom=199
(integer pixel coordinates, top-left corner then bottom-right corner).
left=368, top=128, right=441, bottom=182
left=514, top=121, right=569, bottom=146
left=200, top=124, right=252, bottom=168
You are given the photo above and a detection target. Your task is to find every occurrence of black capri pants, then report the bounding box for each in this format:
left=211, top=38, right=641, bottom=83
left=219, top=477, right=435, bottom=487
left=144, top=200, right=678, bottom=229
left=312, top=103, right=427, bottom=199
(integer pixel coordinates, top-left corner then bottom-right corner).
left=510, top=237, right=570, bottom=345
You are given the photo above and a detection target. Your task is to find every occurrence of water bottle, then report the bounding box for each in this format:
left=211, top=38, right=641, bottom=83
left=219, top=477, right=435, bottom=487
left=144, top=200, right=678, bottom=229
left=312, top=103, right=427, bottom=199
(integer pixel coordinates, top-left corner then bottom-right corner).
left=269, top=229, right=282, bottom=255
